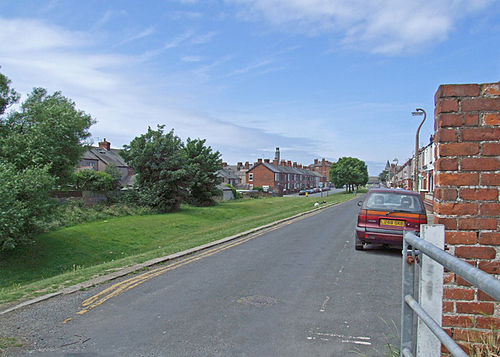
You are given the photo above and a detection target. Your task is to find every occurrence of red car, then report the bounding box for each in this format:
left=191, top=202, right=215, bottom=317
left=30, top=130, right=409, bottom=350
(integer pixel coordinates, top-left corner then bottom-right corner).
left=355, top=188, right=427, bottom=250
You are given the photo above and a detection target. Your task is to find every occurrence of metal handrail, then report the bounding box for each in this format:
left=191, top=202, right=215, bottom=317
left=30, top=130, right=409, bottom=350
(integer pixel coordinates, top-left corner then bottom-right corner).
left=404, top=232, right=500, bottom=301
left=401, top=230, right=500, bottom=357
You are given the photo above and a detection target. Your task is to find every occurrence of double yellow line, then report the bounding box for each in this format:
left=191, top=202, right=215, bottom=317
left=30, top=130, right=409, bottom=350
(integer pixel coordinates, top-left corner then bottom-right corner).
left=77, top=233, right=262, bottom=315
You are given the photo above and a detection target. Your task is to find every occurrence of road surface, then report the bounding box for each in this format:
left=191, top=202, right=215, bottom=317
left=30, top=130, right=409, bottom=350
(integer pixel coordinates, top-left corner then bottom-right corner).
left=1, top=197, right=403, bottom=356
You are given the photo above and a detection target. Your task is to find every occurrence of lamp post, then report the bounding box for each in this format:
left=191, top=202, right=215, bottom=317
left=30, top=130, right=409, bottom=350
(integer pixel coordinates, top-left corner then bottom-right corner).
left=412, top=108, right=426, bottom=192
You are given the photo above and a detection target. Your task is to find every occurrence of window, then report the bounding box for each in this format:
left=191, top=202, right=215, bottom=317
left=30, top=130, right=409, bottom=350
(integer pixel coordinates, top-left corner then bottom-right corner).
left=249, top=173, right=253, bottom=181
left=275, top=173, right=279, bottom=181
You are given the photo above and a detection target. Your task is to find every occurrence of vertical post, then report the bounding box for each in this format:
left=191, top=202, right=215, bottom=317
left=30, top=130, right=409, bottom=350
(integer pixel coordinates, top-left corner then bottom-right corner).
left=417, top=225, right=444, bottom=357
left=401, top=233, right=415, bottom=355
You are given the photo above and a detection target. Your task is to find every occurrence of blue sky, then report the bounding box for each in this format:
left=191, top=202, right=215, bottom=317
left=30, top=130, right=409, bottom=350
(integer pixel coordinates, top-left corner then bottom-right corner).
left=1, top=0, right=499, bottom=175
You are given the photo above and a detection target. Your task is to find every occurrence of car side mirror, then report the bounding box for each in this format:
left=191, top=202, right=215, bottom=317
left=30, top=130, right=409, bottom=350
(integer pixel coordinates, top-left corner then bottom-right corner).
left=357, top=201, right=362, bottom=207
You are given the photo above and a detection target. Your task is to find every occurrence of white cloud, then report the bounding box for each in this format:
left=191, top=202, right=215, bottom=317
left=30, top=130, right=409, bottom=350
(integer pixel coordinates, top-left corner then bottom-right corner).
left=229, top=0, right=493, bottom=54
left=0, top=17, right=324, bottom=167
left=181, top=55, right=203, bottom=62
left=115, top=26, right=155, bottom=46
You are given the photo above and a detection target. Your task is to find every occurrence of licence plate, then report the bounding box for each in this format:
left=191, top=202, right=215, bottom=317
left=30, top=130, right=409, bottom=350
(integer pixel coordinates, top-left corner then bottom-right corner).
left=380, top=219, right=405, bottom=227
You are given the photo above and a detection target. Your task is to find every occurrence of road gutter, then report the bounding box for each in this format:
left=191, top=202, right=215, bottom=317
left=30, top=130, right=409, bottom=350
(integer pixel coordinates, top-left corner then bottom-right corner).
left=1, top=197, right=358, bottom=315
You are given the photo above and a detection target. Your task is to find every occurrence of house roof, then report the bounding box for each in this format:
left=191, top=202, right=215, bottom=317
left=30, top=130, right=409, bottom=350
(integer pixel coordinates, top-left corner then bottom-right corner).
left=247, top=162, right=319, bottom=177
left=82, top=147, right=128, bottom=167
left=217, top=167, right=238, bottom=180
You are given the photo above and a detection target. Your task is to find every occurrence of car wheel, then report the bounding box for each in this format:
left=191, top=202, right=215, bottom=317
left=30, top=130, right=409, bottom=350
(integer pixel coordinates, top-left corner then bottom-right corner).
left=355, top=235, right=364, bottom=251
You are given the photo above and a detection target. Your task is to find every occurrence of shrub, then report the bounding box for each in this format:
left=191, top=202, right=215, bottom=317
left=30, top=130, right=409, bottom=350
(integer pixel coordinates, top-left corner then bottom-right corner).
left=43, top=200, right=154, bottom=231
left=0, top=162, right=54, bottom=250
left=74, top=169, right=114, bottom=192
left=225, top=184, right=242, bottom=199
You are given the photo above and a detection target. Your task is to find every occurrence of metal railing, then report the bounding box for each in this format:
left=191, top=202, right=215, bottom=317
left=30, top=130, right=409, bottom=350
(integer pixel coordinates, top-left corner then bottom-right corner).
left=401, top=229, right=500, bottom=357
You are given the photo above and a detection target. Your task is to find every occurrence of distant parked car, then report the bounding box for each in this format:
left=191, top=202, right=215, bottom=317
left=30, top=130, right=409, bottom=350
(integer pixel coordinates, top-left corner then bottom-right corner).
left=313, top=188, right=320, bottom=193
left=298, top=190, right=307, bottom=195
left=355, top=188, right=427, bottom=250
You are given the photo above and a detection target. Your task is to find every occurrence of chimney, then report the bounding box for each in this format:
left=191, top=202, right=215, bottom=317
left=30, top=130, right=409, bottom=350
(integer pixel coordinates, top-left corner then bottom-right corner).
left=274, top=147, right=280, bottom=163
left=264, top=159, right=270, bottom=163
left=237, top=162, right=243, bottom=170
left=258, top=158, right=263, bottom=163
left=293, top=162, right=297, bottom=168
left=280, top=160, right=286, bottom=166
left=287, top=160, right=292, bottom=167
left=245, top=161, right=249, bottom=169
left=99, top=138, right=111, bottom=151
left=222, top=162, right=227, bottom=167
left=314, top=158, right=318, bottom=165
left=322, top=158, right=325, bottom=165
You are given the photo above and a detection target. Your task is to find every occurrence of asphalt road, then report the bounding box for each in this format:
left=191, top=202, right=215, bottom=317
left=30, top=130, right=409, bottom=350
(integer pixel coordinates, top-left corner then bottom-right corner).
left=1, top=197, right=403, bottom=356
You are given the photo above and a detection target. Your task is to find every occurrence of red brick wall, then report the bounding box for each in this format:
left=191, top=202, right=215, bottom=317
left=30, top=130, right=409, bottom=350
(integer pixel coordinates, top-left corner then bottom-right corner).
left=247, top=164, right=276, bottom=190
left=434, top=82, right=500, bottom=354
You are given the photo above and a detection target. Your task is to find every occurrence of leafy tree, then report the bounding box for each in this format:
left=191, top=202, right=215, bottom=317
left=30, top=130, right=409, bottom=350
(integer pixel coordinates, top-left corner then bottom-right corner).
left=104, top=163, right=123, bottom=191
left=329, top=157, right=368, bottom=192
left=0, top=88, right=95, bottom=184
left=0, top=161, right=54, bottom=250
left=74, top=169, right=114, bottom=192
left=121, top=125, right=188, bottom=212
left=0, top=69, right=20, bottom=115
left=185, top=138, right=222, bottom=206
left=379, top=169, right=389, bottom=183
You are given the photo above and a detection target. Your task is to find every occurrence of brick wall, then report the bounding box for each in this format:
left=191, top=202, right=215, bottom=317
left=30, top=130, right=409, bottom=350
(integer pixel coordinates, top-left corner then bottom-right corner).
left=434, top=82, right=500, bottom=354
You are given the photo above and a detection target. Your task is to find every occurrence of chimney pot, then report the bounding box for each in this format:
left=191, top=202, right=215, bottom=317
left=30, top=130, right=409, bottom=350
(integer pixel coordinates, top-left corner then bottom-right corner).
left=264, top=159, right=270, bottom=163
left=287, top=160, right=292, bottom=167
left=258, top=158, right=263, bottom=163
left=99, top=138, right=111, bottom=151
left=293, top=162, right=297, bottom=168
left=280, top=160, right=286, bottom=166
left=314, top=158, right=318, bottom=165
left=245, top=161, right=249, bottom=169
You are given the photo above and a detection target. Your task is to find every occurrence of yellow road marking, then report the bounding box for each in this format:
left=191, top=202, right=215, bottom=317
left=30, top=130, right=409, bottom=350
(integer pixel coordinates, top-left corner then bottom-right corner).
left=77, top=233, right=261, bottom=315
left=77, top=206, right=328, bottom=315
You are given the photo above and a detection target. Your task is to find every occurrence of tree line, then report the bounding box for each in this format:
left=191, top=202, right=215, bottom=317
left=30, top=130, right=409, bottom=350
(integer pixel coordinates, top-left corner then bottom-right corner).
left=0, top=70, right=222, bottom=251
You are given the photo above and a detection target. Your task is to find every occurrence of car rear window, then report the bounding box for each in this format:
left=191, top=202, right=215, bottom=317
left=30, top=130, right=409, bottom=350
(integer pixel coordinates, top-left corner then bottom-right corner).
left=362, top=191, right=424, bottom=213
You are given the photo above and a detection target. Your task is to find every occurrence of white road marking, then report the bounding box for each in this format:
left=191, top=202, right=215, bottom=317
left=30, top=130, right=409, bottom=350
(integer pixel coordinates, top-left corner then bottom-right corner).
left=319, top=296, right=330, bottom=312
left=307, top=330, right=372, bottom=345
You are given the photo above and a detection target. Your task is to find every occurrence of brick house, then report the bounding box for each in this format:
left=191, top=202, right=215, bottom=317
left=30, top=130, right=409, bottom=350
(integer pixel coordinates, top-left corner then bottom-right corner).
left=246, top=158, right=320, bottom=195
left=308, top=158, right=333, bottom=186
left=79, top=138, right=134, bottom=187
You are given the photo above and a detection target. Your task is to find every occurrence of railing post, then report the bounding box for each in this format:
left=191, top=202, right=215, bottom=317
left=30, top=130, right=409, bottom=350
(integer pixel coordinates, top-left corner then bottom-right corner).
left=401, top=234, right=415, bottom=355
left=417, top=225, right=444, bottom=357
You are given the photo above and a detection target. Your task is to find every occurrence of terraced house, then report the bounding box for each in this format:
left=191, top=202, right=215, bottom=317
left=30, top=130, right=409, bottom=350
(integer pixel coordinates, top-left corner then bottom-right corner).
left=246, top=157, right=321, bottom=195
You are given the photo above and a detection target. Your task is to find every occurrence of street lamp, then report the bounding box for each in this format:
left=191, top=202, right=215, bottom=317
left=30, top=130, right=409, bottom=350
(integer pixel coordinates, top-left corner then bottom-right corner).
left=412, top=108, right=427, bottom=192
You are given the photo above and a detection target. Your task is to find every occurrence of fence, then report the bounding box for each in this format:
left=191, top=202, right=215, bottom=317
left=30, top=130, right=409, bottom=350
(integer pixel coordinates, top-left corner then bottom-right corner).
left=401, top=226, right=500, bottom=357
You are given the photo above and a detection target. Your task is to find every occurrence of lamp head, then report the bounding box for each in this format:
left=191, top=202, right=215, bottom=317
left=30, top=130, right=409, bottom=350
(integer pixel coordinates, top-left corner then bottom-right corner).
left=412, top=111, right=424, bottom=116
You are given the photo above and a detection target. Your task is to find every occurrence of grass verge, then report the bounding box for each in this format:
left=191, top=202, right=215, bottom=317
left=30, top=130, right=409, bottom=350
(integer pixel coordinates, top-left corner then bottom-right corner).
left=0, top=191, right=361, bottom=305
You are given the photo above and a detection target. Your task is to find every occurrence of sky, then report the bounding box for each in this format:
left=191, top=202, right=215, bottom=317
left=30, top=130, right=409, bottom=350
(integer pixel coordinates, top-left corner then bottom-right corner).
left=0, top=0, right=499, bottom=175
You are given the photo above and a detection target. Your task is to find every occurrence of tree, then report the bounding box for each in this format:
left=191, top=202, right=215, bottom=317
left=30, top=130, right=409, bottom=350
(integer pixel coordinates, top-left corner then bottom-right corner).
left=121, top=125, right=188, bottom=212
left=0, top=88, right=95, bottom=184
left=0, top=69, right=20, bottom=115
left=104, top=163, right=123, bottom=191
left=329, top=157, right=368, bottom=192
left=379, top=169, right=389, bottom=183
left=184, top=138, right=222, bottom=206
left=73, top=169, right=114, bottom=192
left=0, top=161, right=54, bottom=250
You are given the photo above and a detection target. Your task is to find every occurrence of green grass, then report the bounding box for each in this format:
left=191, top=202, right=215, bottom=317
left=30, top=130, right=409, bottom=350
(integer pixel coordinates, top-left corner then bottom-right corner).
left=0, top=192, right=360, bottom=304
left=0, top=336, right=23, bottom=355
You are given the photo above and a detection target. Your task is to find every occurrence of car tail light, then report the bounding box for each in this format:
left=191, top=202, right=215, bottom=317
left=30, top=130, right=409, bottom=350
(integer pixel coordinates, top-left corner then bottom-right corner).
left=357, top=210, right=367, bottom=225
left=419, top=214, right=427, bottom=225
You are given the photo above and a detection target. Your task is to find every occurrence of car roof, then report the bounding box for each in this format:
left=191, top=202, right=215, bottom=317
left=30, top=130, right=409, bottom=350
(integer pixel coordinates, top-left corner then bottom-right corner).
left=367, top=187, right=420, bottom=196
